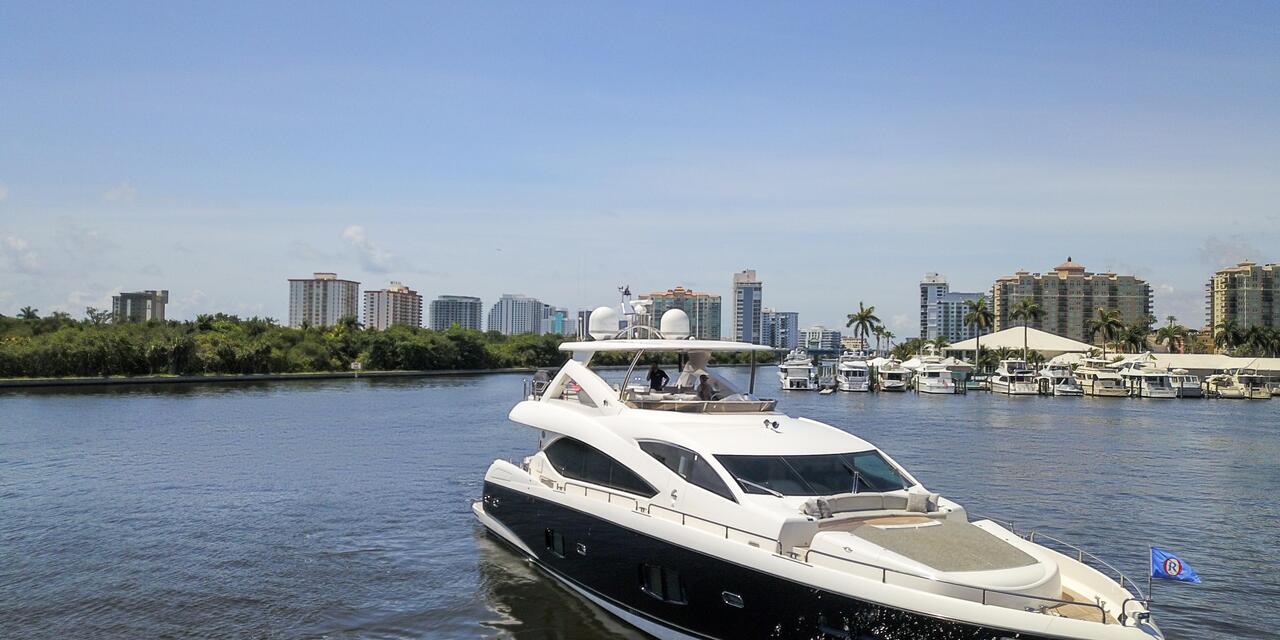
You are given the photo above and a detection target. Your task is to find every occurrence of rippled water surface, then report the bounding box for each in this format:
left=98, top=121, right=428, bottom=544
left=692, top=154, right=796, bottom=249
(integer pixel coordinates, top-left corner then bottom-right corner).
left=3, top=371, right=1277, bottom=639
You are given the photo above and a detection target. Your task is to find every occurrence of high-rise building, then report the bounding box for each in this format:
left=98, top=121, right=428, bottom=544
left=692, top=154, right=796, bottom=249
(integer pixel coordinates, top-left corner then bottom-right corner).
left=639, top=287, right=722, bottom=340
left=429, top=295, right=483, bottom=331
left=761, top=309, right=799, bottom=350
left=732, top=269, right=763, bottom=344
left=920, top=273, right=987, bottom=343
left=362, top=282, right=422, bottom=330
left=288, top=273, right=360, bottom=328
left=576, top=309, right=592, bottom=338
left=487, top=293, right=556, bottom=335
left=920, top=273, right=948, bottom=340
left=112, top=289, right=168, bottom=322
left=800, top=325, right=842, bottom=352
left=991, top=258, right=1153, bottom=343
left=543, top=307, right=570, bottom=335
left=1206, top=261, right=1279, bottom=335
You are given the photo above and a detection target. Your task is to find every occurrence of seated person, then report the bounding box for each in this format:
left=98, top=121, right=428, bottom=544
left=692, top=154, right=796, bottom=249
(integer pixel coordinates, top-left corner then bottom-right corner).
left=697, top=374, right=718, bottom=401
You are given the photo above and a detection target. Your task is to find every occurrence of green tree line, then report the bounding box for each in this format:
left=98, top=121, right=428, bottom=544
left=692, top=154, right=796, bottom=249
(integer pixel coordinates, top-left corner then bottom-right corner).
left=0, top=310, right=766, bottom=379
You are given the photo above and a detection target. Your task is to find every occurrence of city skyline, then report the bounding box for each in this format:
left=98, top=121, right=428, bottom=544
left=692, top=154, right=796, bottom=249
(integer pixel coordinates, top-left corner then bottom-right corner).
left=3, top=3, right=1278, bottom=333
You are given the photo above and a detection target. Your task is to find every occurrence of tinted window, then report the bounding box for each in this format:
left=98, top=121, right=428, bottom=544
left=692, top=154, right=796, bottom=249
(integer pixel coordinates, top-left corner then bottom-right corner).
left=716, top=451, right=909, bottom=496
left=545, top=437, right=658, bottom=498
left=639, top=441, right=737, bottom=502
left=640, top=564, right=686, bottom=604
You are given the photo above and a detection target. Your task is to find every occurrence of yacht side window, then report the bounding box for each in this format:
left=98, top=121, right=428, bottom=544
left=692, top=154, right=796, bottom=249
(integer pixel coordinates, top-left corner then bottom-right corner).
left=544, top=437, right=658, bottom=498
left=638, top=441, right=737, bottom=503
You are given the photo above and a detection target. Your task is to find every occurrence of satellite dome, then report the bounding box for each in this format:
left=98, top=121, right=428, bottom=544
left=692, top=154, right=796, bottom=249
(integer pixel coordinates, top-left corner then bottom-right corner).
left=659, top=309, right=691, bottom=340
left=588, top=306, right=619, bottom=341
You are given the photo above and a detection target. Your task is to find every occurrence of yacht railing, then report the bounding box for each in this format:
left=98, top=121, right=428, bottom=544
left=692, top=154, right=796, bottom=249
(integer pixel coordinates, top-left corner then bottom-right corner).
left=976, top=516, right=1146, bottom=602
left=802, top=548, right=1108, bottom=624
left=550, top=481, right=1136, bottom=626
left=559, top=480, right=779, bottom=552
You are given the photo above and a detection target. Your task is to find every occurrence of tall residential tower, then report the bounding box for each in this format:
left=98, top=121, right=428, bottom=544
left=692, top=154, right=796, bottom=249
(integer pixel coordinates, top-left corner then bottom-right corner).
left=429, top=295, right=483, bottom=331
left=990, top=258, right=1152, bottom=343
left=288, top=273, right=360, bottom=328
left=732, top=269, right=763, bottom=344
left=363, top=282, right=423, bottom=330
left=1206, top=261, right=1278, bottom=335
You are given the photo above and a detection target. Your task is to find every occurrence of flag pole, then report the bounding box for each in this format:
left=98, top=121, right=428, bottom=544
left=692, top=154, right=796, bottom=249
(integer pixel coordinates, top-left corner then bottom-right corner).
left=1152, top=545, right=1162, bottom=604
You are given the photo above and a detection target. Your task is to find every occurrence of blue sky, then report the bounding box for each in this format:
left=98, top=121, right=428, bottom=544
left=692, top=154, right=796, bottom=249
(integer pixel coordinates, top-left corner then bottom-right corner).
left=2, top=2, right=1277, bottom=333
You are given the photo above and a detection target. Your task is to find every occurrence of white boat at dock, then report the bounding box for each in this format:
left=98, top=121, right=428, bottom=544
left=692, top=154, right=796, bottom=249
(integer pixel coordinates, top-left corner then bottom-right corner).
left=914, top=354, right=957, bottom=395
left=1037, top=364, right=1083, bottom=396
left=875, top=358, right=911, bottom=392
left=1112, top=358, right=1177, bottom=399
left=1074, top=358, right=1129, bottom=397
left=990, top=359, right=1038, bottom=395
left=835, top=351, right=871, bottom=392
left=778, top=348, right=816, bottom=391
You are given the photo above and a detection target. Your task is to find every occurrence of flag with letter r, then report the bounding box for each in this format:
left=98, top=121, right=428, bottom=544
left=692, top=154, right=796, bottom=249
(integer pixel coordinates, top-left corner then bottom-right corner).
left=1151, top=547, right=1201, bottom=583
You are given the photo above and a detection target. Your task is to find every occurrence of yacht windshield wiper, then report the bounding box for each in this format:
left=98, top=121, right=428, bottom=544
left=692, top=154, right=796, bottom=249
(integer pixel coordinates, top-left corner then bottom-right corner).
left=737, top=478, right=784, bottom=498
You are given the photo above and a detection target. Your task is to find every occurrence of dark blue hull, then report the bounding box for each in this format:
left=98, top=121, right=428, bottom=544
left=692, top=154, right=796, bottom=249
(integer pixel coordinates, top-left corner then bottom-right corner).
left=482, top=481, right=1058, bottom=640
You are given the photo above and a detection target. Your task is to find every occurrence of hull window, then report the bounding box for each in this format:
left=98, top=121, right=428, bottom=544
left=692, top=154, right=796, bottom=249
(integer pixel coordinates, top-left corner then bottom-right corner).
left=545, top=437, right=658, bottom=498
left=639, top=441, right=737, bottom=502
left=544, top=529, right=565, bottom=558
left=640, top=564, right=687, bottom=604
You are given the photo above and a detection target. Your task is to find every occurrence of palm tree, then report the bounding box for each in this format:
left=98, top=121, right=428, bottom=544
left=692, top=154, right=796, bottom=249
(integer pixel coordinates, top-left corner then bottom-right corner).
left=18, top=306, right=39, bottom=320
left=1214, top=319, right=1241, bottom=353
left=993, top=346, right=1017, bottom=361
left=1155, top=320, right=1187, bottom=353
left=1009, top=299, right=1045, bottom=362
left=870, top=325, right=885, bottom=355
left=1085, top=308, right=1125, bottom=358
left=1241, top=324, right=1276, bottom=356
left=1122, top=323, right=1151, bottom=353
left=880, top=329, right=896, bottom=353
left=1026, top=350, right=1046, bottom=369
left=962, top=297, right=994, bottom=371
left=929, top=336, right=949, bottom=353
left=845, top=302, right=880, bottom=348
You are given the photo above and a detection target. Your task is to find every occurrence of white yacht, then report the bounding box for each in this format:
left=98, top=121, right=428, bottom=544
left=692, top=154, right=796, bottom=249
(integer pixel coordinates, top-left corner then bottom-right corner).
left=778, top=348, right=816, bottom=391
left=475, top=326, right=1160, bottom=640
left=914, top=354, right=957, bottom=395
left=1037, top=364, right=1084, bottom=396
left=1204, top=369, right=1271, bottom=400
left=1169, top=369, right=1202, bottom=398
left=1074, top=358, right=1129, bottom=397
left=835, top=351, right=870, bottom=392
left=876, top=358, right=911, bottom=392
left=1113, top=361, right=1177, bottom=399
left=990, top=359, right=1038, bottom=395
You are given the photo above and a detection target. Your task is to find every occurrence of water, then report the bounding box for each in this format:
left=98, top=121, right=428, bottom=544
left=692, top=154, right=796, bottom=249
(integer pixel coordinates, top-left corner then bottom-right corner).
left=2, top=372, right=1277, bottom=639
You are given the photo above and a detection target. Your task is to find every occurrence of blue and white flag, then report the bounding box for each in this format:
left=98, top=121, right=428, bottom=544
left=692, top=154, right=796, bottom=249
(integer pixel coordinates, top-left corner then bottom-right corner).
left=1151, top=547, right=1201, bottom=584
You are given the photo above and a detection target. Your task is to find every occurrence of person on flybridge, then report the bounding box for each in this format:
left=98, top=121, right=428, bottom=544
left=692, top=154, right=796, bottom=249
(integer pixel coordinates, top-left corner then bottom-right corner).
left=647, top=363, right=669, bottom=391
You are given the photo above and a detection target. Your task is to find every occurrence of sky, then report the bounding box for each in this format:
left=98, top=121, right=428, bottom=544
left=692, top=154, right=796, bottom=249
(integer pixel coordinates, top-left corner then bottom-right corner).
left=2, top=2, right=1278, bottom=334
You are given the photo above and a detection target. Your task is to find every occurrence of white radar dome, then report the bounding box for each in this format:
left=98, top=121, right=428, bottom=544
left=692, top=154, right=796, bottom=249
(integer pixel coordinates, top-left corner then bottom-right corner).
left=588, top=306, right=619, bottom=340
left=659, top=309, right=691, bottom=340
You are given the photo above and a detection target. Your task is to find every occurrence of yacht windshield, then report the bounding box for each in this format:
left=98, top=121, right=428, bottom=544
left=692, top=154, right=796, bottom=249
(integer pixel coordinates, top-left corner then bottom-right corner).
left=715, top=451, right=910, bottom=496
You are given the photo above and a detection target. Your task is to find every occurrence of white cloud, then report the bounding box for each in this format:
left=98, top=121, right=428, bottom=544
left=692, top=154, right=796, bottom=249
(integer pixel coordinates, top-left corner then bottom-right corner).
left=1198, top=236, right=1259, bottom=268
left=103, top=182, right=138, bottom=202
left=65, top=287, right=120, bottom=313
left=1, top=235, right=42, bottom=274
left=342, top=225, right=397, bottom=273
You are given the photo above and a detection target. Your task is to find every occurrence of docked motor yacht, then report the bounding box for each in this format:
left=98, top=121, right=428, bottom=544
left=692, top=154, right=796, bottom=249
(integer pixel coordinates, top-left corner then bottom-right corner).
left=1074, top=358, right=1129, bottom=397
left=778, top=348, right=816, bottom=391
left=914, top=354, right=957, bottom=395
left=835, top=351, right=870, bottom=392
left=876, top=358, right=911, bottom=392
left=1037, top=364, right=1084, bottom=396
left=475, top=313, right=1160, bottom=640
left=1113, top=361, right=1177, bottom=399
left=990, top=359, right=1038, bottom=395
left=1204, top=369, right=1271, bottom=400
left=1169, top=369, right=1202, bottom=398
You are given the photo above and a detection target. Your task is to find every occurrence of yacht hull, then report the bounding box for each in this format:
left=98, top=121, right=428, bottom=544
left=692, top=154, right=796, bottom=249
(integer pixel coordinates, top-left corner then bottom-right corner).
left=991, top=382, right=1038, bottom=395
left=476, top=482, right=1065, bottom=640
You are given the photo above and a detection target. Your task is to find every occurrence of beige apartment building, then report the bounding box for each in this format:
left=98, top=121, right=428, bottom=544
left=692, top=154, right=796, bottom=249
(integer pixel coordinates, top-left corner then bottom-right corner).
left=639, top=287, right=722, bottom=340
left=363, top=282, right=423, bottom=330
left=991, top=258, right=1153, bottom=343
left=288, top=272, right=360, bottom=328
left=1206, top=261, right=1278, bottom=333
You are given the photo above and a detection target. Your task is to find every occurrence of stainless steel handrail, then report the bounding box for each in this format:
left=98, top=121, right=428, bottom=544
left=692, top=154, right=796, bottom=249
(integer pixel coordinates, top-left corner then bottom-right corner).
left=1024, top=530, right=1147, bottom=602
left=803, top=548, right=1108, bottom=624
left=559, top=480, right=780, bottom=548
